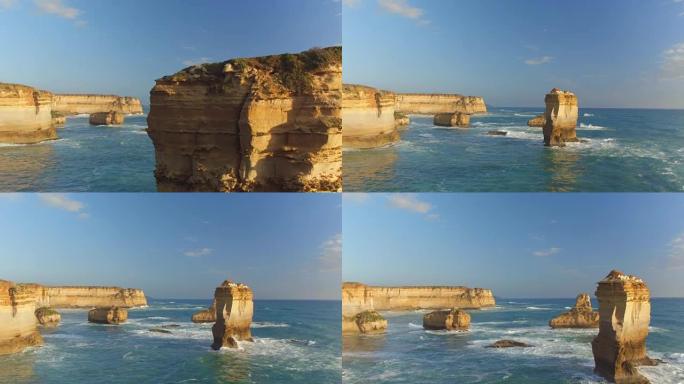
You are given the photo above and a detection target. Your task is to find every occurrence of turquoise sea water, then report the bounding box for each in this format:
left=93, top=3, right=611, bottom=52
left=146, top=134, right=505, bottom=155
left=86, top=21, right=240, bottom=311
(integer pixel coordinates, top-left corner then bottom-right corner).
left=0, top=299, right=341, bottom=384
left=343, top=108, right=684, bottom=192
left=0, top=109, right=155, bottom=192
left=343, top=298, right=684, bottom=384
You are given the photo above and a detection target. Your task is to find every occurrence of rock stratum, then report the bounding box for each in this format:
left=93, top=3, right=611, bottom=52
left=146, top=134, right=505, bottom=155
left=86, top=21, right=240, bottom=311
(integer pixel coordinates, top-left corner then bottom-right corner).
left=395, top=93, right=487, bottom=115
left=342, top=84, right=399, bottom=149
left=52, top=94, right=143, bottom=116
left=423, top=308, right=470, bottom=331
left=0, top=83, right=58, bottom=144
left=0, top=280, right=43, bottom=355
left=434, top=112, right=470, bottom=128
left=17, top=284, right=147, bottom=308
left=592, top=270, right=657, bottom=384
left=543, top=88, right=579, bottom=147
left=89, top=111, right=125, bottom=126
left=147, top=47, right=342, bottom=192
left=88, top=307, right=128, bottom=324
left=549, top=293, right=599, bottom=329
left=211, top=280, right=254, bottom=349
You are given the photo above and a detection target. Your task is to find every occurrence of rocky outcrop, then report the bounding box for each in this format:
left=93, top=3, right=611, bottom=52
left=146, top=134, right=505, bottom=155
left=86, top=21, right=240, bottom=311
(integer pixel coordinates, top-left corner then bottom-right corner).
left=52, top=94, right=143, bottom=116
left=0, top=280, right=43, bottom=355
left=89, top=111, right=124, bottom=126
left=487, top=130, right=507, bottom=136
left=527, top=114, right=545, bottom=127
left=423, top=308, right=470, bottom=331
left=52, top=113, right=66, bottom=127
left=434, top=112, right=470, bottom=128
left=211, top=280, right=254, bottom=350
left=342, top=84, right=399, bottom=149
left=353, top=310, right=388, bottom=334
left=487, top=340, right=532, bottom=348
left=592, top=270, right=657, bottom=384
left=394, top=112, right=410, bottom=127
left=543, top=88, right=579, bottom=147
left=0, top=83, right=58, bottom=144
left=395, top=93, right=487, bottom=115
left=147, top=47, right=342, bottom=192
left=192, top=298, right=217, bottom=323
left=34, top=307, right=61, bottom=327
left=88, top=307, right=128, bottom=324
left=17, top=284, right=147, bottom=308
left=549, top=293, right=599, bottom=329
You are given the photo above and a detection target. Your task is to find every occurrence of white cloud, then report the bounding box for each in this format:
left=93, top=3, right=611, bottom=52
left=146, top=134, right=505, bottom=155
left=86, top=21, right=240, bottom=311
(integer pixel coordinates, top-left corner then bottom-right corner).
left=39, top=194, right=83, bottom=212
left=668, top=233, right=684, bottom=270
left=662, top=42, right=684, bottom=80
left=378, top=0, right=428, bottom=24
left=184, top=247, right=213, bottom=258
left=388, top=194, right=432, bottom=214
left=533, top=247, right=561, bottom=257
left=34, top=0, right=80, bottom=19
left=525, top=56, right=554, bottom=65
left=318, top=233, right=342, bottom=272
left=182, top=57, right=212, bottom=66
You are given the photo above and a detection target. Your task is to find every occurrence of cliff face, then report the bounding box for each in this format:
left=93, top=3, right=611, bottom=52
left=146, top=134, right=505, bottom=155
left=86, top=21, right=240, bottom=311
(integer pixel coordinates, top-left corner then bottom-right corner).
left=395, top=93, right=487, bottom=115
left=592, top=270, right=654, bottom=384
left=549, top=293, right=599, bottom=328
left=0, top=280, right=43, bottom=355
left=52, top=94, right=143, bottom=116
left=342, top=84, right=400, bottom=149
left=147, top=47, right=342, bottom=192
left=211, top=280, right=254, bottom=349
left=0, top=83, right=58, bottom=144
left=543, top=88, right=579, bottom=146
left=18, top=284, right=147, bottom=308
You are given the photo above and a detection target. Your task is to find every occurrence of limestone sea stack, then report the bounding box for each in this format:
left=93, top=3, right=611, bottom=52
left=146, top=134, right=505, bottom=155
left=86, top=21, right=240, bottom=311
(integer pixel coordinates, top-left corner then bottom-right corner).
left=147, top=47, right=342, bottom=192
left=592, top=270, right=657, bottom=384
left=394, top=112, right=410, bottom=127
left=342, top=84, right=399, bottom=149
left=527, top=114, right=545, bottom=127
left=34, top=307, right=61, bottom=327
left=0, top=83, right=58, bottom=144
left=549, top=293, right=599, bottom=328
left=88, top=307, right=128, bottom=324
left=353, top=310, right=388, bottom=334
left=423, top=308, right=470, bottom=331
left=543, top=88, right=579, bottom=146
left=192, top=298, right=217, bottom=323
left=0, top=280, right=43, bottom=355
left=89, top=111, right=124, bottom=126
left=434, top=112, right=470, bottom=128
left=17, top=284, right=148, bottom=308
left=211, top=280, right=254, bottom=350
left=52, top=94, right=143, bottom=116
left=395, top=93, right=487, bottom=115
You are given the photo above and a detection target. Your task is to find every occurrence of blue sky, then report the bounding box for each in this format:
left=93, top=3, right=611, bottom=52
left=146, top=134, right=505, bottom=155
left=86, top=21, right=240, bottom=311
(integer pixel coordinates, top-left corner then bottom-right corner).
left=343, top=0, right=684, bottom=108
left=0, top=0, right=341, bottom=103
left=0, top=193, right=341, bottom=300
left=343, top=193, right=684, bottom=298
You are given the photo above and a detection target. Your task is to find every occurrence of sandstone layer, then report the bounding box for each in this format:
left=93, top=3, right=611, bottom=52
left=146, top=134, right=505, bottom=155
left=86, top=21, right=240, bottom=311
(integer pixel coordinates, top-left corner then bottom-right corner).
left=434, top=112, right=470, bottom=128
left=527, top=114, right=545, bottom=127
left=423, top=308, right=470, bottom=331
left=52, top=94, right=143, bottom=116
left=0, top=280, right=43, bottom=355
left=147, top=47, right=342, bottom=192
left=34, top=307, right=61, bottom=327
left=211, top=280, right=254, bottom=350
left=88, top=307, right=128, bottom=324
left=395, top=93, right=487, bottom=115
left=353, top=310, right=388, bottom=334
left=89, top=111, right=124, bottom=125
left=0, top=83, right=58, bottom=144
left=543, top=88, right=579, bottom=147
left=17, top=284, right=147, bottom=308
left=192, top=298, right=217, bottom=323
left=342, top=84, right=399, bottom=149
left=549, top=293, right=599, bottom=328
left=592, top=270, right=656, bottom=384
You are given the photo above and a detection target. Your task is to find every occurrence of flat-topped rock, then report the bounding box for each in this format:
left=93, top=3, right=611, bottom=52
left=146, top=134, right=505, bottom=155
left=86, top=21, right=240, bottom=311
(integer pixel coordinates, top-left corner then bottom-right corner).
left=89, top=111, right=124, bottom=125
left=434, top=112, right=470, bottom=128
left=211, top=280, right=254, bottom=349
left=543, top=88, right=579, bottom=146
left=423, top=308, right=470, bottom=331
left=549, top=293, right=599, bottom=328
left=0, top=83, right=58, bottom=144
left=88, top=307, right=128, bottom=324
left=342, top=84, right=400, bottom=149
left=527, top=114, right=545, bottom=127
left=34, top=307, right=61, bottom=327
left=487, top=340, right=533, bottom=348
left=354, top=310, right=388, bottom=334
left=192, top=298, right=217, bottom=323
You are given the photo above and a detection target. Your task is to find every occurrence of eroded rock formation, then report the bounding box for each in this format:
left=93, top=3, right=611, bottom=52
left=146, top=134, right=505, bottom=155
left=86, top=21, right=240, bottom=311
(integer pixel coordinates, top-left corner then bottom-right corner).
left=147, top=47, right=342, bottom=192
left=52, top=94, right=143, bottom=116
left=592, top=270, right=656, bottom=384
left=211, top=280, right=254, bottom=350
left=423, top=308, right=470, bottom=331
left=17, top=284, right=147, bottom=308
left=527, top=114, right=545, bottom=127
left=394, top=112, right=410, bottom=127
left=88, top=307, right=128, bottom=324
left=434, top=112, right=470, bottom=128
left=395, top=93, right=487, bottom=115
left=487, top=340, right=532, bottom=348
left=0, top=83, right=58, bottom=144
left=89, top=111, right=124, bottom=126
left=34, top=307, right=61, bottom=327
left=192, top=298, right=217, bottom=323
left=543, top=88, right=579, bottom=147
left=0, top=280, right=43, bottom=355
left=549, top=293, right=599, bottom=329
left=342, top=84, right=399, bottom=149
left=353, top=310, right=388, bottom=334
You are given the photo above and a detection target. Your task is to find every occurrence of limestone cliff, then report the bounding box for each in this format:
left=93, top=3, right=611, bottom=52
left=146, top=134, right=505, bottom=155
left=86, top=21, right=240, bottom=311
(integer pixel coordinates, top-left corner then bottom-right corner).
left=147, top=47, right=342, bottom=192
left=0, top=83, right=58, bottom=144
left=592, top=270, right=656, bottom=384
left=211, top=280, right=254, bottom=350
left=18, top=284, right=147, bottom=308
left=549, top=293, right=599, bottom=328
left=543, top=88, right=579, bottom=146
left=0, top=280, right=43, bottom=355
left=395, top=93, right=487, bottom=115
left=52, top=94, right=143, bottom=116
left=342, top=84, right=399, bottom=149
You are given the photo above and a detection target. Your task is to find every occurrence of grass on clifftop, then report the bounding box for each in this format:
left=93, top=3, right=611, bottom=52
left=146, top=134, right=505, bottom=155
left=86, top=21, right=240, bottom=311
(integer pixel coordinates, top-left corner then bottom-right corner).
left=355, top=310, right=385, bottom=323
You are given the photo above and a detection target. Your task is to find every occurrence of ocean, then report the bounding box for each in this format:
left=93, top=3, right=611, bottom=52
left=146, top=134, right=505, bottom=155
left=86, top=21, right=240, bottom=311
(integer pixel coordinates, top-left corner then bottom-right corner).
left=0, top=109, right=155, bottom=192
left=343, top=108, right=684, bottom=192
left=0, top=299, right=341, bottom=384
left=342, top=298, right=684, bottom=384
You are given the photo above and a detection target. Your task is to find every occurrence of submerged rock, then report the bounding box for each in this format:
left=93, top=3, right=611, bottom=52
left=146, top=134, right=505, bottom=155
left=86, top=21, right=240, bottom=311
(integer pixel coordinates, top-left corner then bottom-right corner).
left=89, top=111, right=124, bottom=126
left=543, top=88, right=579, bottom=147
left=487, top=130, right=507, bottom=136
left=354, top=310, right=388, bottom=334
left=211, top=280, right=254, bottom=350
left=423, top=308, right=470, bottom=331
left=34, top=307, right=61, bottom=327
left=192, top=299, right=216, bottom=323
left=549, top=293, right=599, bottom=329
left=149, top=328, right=172, bottom=334
left=486, top=340, right=532, bottom=348
left=434, top=112, right=470, bottom=128
left=527, top=114, right=545, bottom=127
left=88, top=307, right=128, bottom=324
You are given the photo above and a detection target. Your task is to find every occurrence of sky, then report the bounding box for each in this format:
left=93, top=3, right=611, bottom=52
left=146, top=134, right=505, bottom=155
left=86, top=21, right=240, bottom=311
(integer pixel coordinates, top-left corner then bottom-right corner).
left=343, top=193, right=684, bottom=298
left=0, top=0, right=341, bottom=103
left=0, top=193, right=341, bottom=300
left=343, top=0, right=684, bottom=109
